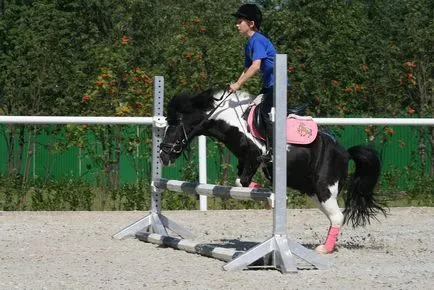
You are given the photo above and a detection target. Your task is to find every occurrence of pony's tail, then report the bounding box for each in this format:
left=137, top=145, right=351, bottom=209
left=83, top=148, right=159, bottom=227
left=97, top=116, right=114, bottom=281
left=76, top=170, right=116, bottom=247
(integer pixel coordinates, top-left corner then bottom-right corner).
left=343, top=145, right=387, bottom=227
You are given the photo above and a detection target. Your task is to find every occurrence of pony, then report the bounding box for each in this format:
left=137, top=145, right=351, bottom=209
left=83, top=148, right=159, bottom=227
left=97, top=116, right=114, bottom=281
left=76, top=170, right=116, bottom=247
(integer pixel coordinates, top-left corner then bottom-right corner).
left=159, top=88, right=387, bottom=254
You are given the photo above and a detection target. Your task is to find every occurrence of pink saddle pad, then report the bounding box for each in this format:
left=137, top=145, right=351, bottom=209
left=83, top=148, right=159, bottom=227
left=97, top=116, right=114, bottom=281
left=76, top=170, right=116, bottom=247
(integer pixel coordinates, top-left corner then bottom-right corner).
left=286, top=115, right=318, bottom=144
left=247, top=105, right=318, bottom=145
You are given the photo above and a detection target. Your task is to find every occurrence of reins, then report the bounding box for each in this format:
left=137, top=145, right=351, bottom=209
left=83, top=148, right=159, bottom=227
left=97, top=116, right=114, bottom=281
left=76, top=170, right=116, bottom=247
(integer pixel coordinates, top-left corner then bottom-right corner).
left=185, top=88, right=233, bottom=141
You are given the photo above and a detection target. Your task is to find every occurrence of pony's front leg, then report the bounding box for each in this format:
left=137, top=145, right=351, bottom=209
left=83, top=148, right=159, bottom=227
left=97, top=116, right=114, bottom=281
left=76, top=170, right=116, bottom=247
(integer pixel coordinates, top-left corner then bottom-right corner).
left=235, top=160, right=260, bottom=188
left=235, top=162, right=245, bottom=187
left=311, top=182, right=344, bottom=254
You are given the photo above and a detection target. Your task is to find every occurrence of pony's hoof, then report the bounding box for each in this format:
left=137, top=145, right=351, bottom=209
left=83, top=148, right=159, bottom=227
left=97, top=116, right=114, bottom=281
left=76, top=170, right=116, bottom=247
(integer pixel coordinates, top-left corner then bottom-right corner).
left=315, top=244, right=334, bottom=254
left=248, top=182, right=261, bottom=188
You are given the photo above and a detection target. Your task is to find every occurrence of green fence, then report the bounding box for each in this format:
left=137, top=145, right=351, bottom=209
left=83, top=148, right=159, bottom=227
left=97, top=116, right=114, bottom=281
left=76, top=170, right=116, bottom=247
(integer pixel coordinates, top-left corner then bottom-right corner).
left=334, top=124, right=432, bottom=189
left=0, top=123, right=432, bottom=189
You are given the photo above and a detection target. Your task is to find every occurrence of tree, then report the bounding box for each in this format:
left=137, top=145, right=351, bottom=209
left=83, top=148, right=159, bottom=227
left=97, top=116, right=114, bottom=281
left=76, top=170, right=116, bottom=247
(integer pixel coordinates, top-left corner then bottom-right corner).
left=0, top=1, right=107, bottom=180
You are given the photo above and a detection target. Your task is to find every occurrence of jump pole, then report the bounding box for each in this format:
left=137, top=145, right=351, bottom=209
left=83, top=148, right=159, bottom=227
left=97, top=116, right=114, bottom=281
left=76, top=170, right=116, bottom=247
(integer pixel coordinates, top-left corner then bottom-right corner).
left=136, top=232, right=245, bottom=262
left=153, top=178, right=274, bottom=203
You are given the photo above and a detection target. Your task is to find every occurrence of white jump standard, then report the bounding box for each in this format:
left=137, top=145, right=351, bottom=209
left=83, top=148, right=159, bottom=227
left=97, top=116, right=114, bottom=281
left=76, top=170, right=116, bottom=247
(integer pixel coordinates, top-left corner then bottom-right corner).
left=223, top=54, right=330, bottom=272
left=114, top=55, right=332, bottom=273
left=113, top=76, right=194, bottom=240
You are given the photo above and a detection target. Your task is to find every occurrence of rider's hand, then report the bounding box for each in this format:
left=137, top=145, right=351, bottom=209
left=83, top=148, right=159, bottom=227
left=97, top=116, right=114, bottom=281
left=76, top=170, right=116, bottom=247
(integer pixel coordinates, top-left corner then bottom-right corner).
left=229, top=82, right=241, bottom=93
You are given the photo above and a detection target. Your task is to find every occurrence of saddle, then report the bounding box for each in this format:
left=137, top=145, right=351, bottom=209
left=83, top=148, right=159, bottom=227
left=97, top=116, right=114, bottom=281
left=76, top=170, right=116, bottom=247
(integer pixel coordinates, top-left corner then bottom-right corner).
left=245, top=97, right=318, bottom=145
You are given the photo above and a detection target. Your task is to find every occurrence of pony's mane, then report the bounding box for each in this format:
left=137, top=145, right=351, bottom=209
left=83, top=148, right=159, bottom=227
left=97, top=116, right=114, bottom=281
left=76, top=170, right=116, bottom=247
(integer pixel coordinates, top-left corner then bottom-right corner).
left=166, top=89, right=217, bottom=123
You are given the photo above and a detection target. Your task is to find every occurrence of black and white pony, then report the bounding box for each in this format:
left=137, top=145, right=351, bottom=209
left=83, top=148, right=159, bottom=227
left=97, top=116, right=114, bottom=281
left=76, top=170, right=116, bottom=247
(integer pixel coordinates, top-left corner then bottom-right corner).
left=159, top=88, right=387, bottom=254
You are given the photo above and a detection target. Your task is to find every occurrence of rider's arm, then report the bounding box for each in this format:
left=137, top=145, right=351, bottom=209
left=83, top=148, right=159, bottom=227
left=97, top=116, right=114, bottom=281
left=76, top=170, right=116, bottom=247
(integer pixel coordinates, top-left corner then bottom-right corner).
left=230, top=59, right=261, bottom=92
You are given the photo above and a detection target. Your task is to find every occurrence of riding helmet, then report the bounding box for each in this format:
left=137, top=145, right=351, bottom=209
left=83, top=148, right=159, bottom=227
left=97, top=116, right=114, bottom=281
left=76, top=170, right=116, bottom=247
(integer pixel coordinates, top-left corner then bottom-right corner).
left=232, top=4, right=262, bottom=30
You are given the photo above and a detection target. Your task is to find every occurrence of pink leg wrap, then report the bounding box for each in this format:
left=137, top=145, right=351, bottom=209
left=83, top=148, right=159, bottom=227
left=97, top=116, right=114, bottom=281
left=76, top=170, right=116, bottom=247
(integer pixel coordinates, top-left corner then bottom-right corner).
left=324, top=226, right=340, bottom=253
left=248, top=182, right=261, bottom=188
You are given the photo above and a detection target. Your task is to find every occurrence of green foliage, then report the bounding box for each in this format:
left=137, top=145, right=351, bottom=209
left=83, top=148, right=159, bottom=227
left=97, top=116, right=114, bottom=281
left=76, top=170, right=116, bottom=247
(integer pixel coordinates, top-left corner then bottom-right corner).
left=31, top=178, right=94, bottom=211
left=0, top=175, right=94, bottom=210
left=1, top=0, right=431, bottom=117
left=109, top=182, right=150, bottom=211
left=263, top=0, right=432, bottom=120
left=0, top=175, right=27, bottom=210
left=0, top=2, right=96, bottom=116
left=162, top=191, right=198, bottom=210
left=378, top=164, right=434, bottom=206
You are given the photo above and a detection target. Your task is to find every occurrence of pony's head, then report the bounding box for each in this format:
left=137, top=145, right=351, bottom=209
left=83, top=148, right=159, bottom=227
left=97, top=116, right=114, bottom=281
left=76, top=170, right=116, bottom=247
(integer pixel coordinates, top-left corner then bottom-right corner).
left=159, top=89, right=217, bottom=165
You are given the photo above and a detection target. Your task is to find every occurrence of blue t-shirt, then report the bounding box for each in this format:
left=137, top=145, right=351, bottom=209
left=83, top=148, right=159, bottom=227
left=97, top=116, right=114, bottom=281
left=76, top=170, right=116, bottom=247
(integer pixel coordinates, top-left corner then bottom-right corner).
left=244, top=32, right=276, bottom=89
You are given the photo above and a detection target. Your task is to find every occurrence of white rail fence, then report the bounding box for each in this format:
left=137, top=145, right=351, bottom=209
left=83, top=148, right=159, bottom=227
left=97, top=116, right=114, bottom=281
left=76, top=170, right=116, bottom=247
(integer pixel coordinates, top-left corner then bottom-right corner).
left=2, top=115, right=433, bottom=125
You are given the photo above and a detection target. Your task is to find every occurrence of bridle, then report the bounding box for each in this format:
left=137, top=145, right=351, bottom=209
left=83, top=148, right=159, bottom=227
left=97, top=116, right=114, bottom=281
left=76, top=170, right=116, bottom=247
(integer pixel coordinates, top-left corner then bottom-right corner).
left=159, top=121, right=189, bottom=156
left=160, top=88, right=233, bottom=159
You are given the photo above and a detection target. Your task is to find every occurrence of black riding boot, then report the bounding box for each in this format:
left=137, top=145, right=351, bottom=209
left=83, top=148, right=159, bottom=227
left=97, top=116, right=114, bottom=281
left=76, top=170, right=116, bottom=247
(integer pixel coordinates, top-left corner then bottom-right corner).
left=256, top=88, right=274, bottom=164
left=257, top=120, right=273, bottom=163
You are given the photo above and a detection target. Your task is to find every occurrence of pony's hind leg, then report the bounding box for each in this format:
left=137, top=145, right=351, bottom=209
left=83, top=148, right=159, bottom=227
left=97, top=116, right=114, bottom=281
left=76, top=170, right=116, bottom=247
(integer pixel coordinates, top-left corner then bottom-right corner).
left=311, top=180, right=344, bottom=254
